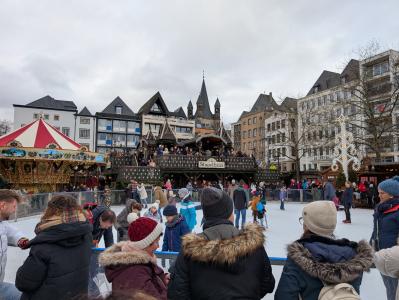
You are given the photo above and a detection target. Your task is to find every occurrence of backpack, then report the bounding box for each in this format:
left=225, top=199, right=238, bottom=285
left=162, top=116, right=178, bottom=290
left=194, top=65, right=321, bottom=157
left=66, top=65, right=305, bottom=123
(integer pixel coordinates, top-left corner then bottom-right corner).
left=318, top=283, right=360, bottom=300
left=82, top=202, right=98, bottom=224
left=256, top=201, right=264, bottom=213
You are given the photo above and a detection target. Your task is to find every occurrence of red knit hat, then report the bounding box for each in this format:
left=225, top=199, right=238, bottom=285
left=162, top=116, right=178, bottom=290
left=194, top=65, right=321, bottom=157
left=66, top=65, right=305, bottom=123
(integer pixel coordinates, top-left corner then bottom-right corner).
left=128, top=217, right=163, bottom=249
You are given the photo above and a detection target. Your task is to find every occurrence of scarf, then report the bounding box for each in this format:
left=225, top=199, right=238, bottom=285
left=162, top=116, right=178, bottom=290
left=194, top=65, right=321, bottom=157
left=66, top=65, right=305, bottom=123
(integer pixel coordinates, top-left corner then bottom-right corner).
left=35, top=208, right=87, bottom=234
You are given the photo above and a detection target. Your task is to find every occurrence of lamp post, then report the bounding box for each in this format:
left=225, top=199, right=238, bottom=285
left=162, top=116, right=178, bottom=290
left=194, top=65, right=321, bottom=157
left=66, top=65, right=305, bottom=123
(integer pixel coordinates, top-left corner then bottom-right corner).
left=331, top=114, right=361, bottom=181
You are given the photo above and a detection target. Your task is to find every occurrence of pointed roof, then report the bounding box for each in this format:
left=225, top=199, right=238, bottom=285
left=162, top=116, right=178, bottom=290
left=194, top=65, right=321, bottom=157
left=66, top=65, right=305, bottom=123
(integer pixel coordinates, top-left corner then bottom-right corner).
left=15, top=95, right=77, bottom=112
left=279, top=97, right=297, bottom=112
left=0, top=118, right=81, bottom=150
left=219, top=123, right=232, bottom=145
left=158, top=120, right=176, bottom=141
left=250, top=93, right=279, bottom=113
left=77, top=106, right=93, bottom=116
left=307, top=71, right=341, bottom=96
left=188, top=100, right=193, bottom=109
left=101, top=96, right=135, bottom=116
left=195, top=79, right=213, bottom=118
left=215, top=98, right=220, bottom=108
left=341, top=59, right=360, bottom=82
left=172, top=107, right=187, bottom=119
left=138, top=92, right=169, bottom=115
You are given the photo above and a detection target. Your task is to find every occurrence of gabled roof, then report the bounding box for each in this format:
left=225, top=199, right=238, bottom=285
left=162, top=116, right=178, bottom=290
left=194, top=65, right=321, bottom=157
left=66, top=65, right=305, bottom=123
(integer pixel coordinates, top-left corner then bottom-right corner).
left=158, top=120, right=176, bottom=141
left=195, top=79, right=213, bottom=119
left=16, top=95, right=77, bottom=111
left=307, top=71, right=341, bottom=96
left=101, top=96, right=135, bottom=116
left=172, top=107, right=187, bottom=119
left=218, top=123, right=232, bottom=145
left=77, top=106, right=93, bottom=116
left=250, top=93, right=279, bottom=113
left=341, top=59, right=360, bottom=82
left=279, top=97, right=297, bottom=112
left=138, top=92, right=169, bottom=115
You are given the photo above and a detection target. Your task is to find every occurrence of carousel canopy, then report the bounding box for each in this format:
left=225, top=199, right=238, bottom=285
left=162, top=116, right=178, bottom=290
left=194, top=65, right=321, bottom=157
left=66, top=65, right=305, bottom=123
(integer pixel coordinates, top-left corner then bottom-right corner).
left=0, top=118, right=81, bottom=150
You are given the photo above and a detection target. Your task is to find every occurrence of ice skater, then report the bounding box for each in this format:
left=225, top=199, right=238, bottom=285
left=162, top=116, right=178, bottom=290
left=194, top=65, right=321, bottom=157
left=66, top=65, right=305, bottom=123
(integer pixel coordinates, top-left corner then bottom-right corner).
left=279, top=186, right=287, bottom=210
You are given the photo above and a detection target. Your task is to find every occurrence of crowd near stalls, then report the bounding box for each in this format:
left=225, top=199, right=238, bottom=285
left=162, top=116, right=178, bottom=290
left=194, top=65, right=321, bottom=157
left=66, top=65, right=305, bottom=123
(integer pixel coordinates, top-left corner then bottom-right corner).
left=1, top=176, right=399, bottom=299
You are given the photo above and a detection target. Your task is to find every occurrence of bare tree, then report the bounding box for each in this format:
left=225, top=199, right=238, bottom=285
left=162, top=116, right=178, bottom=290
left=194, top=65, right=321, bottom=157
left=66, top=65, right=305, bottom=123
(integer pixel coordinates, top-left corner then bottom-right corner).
left=0, top=119, right=12, bottom=136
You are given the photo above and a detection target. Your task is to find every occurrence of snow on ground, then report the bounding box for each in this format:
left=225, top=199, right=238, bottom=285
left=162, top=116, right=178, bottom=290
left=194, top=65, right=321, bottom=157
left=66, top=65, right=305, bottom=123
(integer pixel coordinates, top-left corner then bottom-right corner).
left=5, top=201, right=383, bottom=299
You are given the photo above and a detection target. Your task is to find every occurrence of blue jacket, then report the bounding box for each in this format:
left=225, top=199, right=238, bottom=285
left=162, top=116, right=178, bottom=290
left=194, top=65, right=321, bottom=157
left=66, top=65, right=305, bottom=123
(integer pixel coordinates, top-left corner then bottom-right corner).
left=162, top=215, right=190, bottom=252
left=275, top=235, right=373, bottom=300
left=180, top=196, right=197, bottom=231
left=371, top=198, right=399, bottom=251
left=92, top=206, right=114, bottom=247
left=342, top=187, right=353, bottom=206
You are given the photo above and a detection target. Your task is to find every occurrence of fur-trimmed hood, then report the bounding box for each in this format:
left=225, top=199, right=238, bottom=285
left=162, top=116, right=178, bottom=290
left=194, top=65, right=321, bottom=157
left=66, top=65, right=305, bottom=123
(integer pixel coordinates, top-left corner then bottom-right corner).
left=99, top=242, right=156, bottom=267
left=287, top=239, right=373, bottom=284
left=182, top=223, right=265, bottom=265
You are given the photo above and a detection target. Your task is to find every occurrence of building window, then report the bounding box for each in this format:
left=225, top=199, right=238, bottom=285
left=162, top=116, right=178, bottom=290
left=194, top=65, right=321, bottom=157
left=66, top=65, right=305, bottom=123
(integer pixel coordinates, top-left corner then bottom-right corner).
left=253, top=128, right=257, bottom=137
left=113, top=120, right=126, bottom=133
left=127, top=122, right=140, bottom=134
left=267, top=124, right=271, bottom=131
left=127, top=135, right=139, bottom=147
left=98, top=119, right=113, bottom=131
left=282, top=147, right=286, bottom=156
left=281, top=119, right=286, bottom=128
left=33, top=113, right=39, bottom=119
left=115, top=106, right=122, bottom=114
left=80, top=117, right=90, bottom=124
left=62, top=127, right=70, bottom=137
left=44, top=114, right=49, bottom=120
left=243, top=131, right=246, bottom=139
left=253, top=117, right=257, bottom=124
left=373, top=61, right=389, bottom=77
left=248, top=130, right=252, bottom=138
left=248, top=118, right=252, bottom=125
left=151, top=103, right=162, bottom=113
left=54, top=115, right=59, bottom=121
left=79, top=129, right=90, bottom=139
left=272, top=122, right=275, bottom=131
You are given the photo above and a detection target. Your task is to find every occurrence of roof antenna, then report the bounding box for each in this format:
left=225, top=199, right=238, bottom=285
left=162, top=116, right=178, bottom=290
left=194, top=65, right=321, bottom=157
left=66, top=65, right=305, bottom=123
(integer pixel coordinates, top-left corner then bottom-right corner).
left=203, top=70, right=205, bottom=80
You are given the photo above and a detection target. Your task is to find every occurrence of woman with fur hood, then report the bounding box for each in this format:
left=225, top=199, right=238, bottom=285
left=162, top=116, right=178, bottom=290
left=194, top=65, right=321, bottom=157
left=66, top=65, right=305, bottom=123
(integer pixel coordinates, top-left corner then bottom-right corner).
left=168, top=187, right=275, bottom=300
left=99, top=217, right=167, bottom=300
left=274, top=201, right=373, bottom=300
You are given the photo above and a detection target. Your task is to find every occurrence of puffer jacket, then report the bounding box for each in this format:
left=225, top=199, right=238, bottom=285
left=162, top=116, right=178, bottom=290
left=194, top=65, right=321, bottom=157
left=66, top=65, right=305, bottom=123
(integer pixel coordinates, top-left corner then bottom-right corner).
left=168, top=222, right=275, bottom=299
left=162, top=215, right=190, bottom=252
left=0, top=220, right=24, bottom=282
left=371, top=198, right=399, bottom=251
left=180, top=195, right=196, bottom=231
left=375, top=245, right=399, bottom=300
left=274, top=235, right=373, bottom=300
left=16, top=222, right=92, bottom=300
left=99, top=242, right=167, bottom=300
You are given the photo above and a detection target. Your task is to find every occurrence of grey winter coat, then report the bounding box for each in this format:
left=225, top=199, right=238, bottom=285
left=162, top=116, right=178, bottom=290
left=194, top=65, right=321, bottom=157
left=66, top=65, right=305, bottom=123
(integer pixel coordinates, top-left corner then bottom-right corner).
left=375, top=245, right=399, bottom=300
left=116, top=199, right=136, bottom=241
left=0, top=220, right=24, bottom=283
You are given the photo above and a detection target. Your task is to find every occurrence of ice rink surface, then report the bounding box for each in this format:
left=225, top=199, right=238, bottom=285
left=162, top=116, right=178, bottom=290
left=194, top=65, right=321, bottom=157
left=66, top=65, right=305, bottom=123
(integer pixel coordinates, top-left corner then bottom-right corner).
left=5, top=201, right=384, bottom=299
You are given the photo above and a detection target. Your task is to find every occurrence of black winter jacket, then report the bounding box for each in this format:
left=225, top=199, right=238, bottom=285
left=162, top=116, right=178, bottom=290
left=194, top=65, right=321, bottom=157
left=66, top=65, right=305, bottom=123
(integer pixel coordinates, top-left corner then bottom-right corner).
left=92, top=205, right=114, bottom=247
left=168, top=223, right=275, bottom=300
left=16, top=222, right=92, bottom=300
left=233, top=187, right=248, bottom=210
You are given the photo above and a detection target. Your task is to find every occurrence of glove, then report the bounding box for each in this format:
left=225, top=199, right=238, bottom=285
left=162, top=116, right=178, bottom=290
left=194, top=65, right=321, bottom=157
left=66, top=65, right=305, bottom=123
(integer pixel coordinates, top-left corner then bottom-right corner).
left=18, top=238, right=29, bottom=249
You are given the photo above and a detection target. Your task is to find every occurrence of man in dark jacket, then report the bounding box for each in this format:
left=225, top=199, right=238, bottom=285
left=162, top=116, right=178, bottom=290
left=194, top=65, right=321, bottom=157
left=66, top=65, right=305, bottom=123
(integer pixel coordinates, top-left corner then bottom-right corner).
left=168, top=187, right=275, bottom=300
left=342, top=181, right=354, bottom=223
left=233, top=180, right=248, bottom=229
left=89, top=205, right=116, bottom=298
left=16, top=195, right=92, bottom=300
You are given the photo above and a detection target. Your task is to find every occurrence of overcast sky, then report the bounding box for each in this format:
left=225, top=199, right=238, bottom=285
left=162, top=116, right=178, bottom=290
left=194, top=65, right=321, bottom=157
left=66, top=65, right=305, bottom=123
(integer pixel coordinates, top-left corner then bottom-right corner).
left=1, top=0, right=398, bottom=126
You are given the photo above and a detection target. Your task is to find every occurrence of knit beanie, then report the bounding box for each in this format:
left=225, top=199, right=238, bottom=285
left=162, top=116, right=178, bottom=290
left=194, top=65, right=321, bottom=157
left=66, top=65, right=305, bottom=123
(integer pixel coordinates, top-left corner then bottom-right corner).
left=201, top=187, right=233, bottom=220
left=302, top=201, right=337, bottom=238
left=163, top=204, right=178, bottom=216
left=148, top=200, right=160, bottom=211
left=178, top=188, right=190, bottom=199
left=128, top=217, right=163, bottom=249
left=378, top=176, right=399, bottom=197
left=127, top=212, right=139, bottom=224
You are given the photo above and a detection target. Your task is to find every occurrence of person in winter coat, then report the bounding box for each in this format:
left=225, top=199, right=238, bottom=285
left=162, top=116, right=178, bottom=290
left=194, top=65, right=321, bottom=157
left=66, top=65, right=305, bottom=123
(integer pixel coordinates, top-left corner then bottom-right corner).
left=274, top=201, right=373, bottom=300
left=162, top=205, right=190, bottom=252
left=137, top=183, right=148, bottom=208
left=89, top=205, right=116, bottom=298
left=168, top=187, right=275, bottom=300
left=370, top=176, right=399, bottom=300
left=342, top=181, right=354, bottom=223
left=227, top=179, right=237, bottom=199
left=99, top=217, right=167, bottom=300
left=16, top=195, right=92, bottom=300
left=116, top=199, right=142, bottom=241
left=144, top=201, right=161, bottom=223
left=375, top=244, right=399, bottom=300
left=323, top=179, right=336, bottom=201
left=279, top=186, right=287, bottom=210
left=154, top=186, right=167, bottom=209
left=0, top=190, right=29, bottom=300
left=178, top=188, right=197, bottom=231
left=125, top=180, right=140, bottom=203
left=233, top=180, right=248, bottom=229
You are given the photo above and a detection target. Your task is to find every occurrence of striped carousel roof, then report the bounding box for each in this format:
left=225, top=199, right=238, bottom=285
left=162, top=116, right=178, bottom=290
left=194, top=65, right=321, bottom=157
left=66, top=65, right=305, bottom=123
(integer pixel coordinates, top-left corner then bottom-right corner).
left=0, top=118, right=81, bottom=150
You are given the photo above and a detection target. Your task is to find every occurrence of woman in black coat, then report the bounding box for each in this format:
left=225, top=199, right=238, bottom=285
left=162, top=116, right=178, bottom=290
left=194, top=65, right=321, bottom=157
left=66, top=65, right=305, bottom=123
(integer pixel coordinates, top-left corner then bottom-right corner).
left=16, top=195, right=92, bottom=300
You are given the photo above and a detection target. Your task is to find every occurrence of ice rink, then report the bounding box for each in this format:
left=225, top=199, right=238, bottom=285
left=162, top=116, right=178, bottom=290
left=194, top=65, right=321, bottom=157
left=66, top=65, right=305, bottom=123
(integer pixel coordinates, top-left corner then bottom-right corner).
left=5, top=201, right=384, bottom=299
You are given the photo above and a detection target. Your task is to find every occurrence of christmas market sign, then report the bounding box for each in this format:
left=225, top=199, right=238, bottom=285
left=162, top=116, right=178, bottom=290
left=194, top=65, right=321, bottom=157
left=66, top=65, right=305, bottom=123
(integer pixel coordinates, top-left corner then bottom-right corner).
left=198, top=158, right=225, bottom=169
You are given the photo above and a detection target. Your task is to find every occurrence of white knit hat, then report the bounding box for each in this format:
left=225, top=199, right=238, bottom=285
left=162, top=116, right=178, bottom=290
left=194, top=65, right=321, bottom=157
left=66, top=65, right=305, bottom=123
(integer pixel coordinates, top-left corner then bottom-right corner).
left=148, top=200, right=160, bottom=211
left=127, top=212, right=139, bottom=224
left=302, top=201, right=337, bottom=238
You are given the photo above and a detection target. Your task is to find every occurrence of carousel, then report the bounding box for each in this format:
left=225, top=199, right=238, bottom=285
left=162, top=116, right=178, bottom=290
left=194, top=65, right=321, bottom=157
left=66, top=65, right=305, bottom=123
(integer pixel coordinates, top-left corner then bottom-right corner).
left=0, top=117, right=107, bottom=192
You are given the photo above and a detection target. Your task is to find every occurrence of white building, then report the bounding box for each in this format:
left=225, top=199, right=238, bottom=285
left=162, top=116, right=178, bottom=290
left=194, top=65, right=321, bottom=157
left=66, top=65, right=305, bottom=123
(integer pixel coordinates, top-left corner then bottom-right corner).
left=74, top=107, right=96, bottom=151
left=13, top=95, right=77, bottom=138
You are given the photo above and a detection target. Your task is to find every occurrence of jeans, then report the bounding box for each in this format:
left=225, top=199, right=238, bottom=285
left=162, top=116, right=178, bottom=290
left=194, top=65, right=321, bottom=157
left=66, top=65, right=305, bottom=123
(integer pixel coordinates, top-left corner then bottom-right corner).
left=280, top=199, right=285, bottom=210
left=0, top=282, right=21, bottom=300
left=234, top=209, right=246, bottom=229
left=88, top=250, right=103, bottom=298
left=381, top=273, right=398, bottom=300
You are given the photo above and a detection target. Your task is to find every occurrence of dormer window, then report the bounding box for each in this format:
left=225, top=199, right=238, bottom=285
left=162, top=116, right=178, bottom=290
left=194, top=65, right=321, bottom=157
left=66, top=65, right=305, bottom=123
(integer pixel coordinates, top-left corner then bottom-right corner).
left=115, top=106, right=122, bottom=114
left=314, top=86, right=319, bottom=93
left=151, top=103, right=161, bottom=113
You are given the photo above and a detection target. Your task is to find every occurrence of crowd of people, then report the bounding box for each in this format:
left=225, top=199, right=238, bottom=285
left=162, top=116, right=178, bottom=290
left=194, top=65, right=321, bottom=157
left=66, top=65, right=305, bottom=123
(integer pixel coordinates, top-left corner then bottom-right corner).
left=0, top=175, right=398, bottom=299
